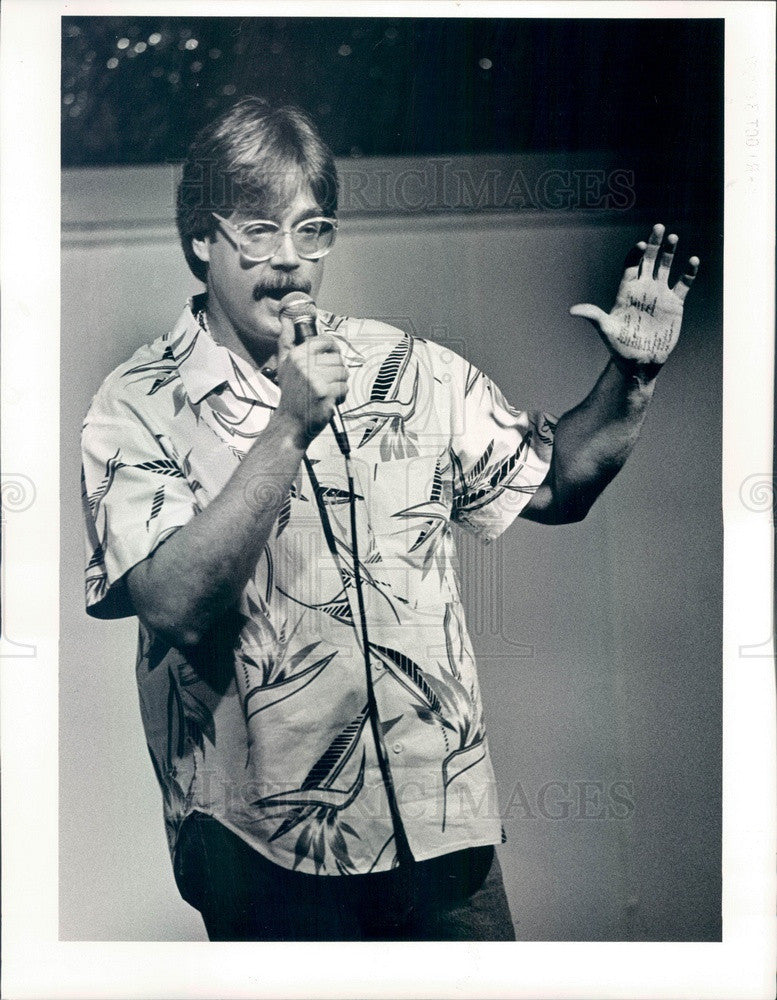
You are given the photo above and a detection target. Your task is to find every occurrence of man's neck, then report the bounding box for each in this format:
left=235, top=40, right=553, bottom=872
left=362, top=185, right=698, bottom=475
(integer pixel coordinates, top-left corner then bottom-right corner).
left=196, top=294, right=276, bottom=372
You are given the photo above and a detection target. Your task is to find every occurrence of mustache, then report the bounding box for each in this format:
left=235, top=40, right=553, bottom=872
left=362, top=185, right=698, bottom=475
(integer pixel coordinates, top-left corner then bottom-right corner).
left=253, top=279, right=312, bottom=302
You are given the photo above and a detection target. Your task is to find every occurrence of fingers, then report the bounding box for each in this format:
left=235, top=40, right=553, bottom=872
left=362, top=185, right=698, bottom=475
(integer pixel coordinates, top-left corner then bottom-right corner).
left=656, top=232, right=678, bottom=284
left=300, top=338, right=346, bottom=378
left=276, top=313, right=297, bottom=368
left=275, top=334, right=349, bottom=443
left=640, top=225, right=695, bottom=293
left=623, top=240, right=647, bottom=282
left=289, top=336, right=348, bottom=393
left=673, top=255, right=700, bottom=303
left=307, top=334, right=342, bottom=355
left=287, top=335, right=341, bottom=367
left=274, top=331, right=340, bottom=379
left=640, top=223, right=665, bottom=277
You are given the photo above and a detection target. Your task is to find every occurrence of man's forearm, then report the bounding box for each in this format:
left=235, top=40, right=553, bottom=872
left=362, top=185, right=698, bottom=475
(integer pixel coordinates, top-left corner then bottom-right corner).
left=523, top=358, right=657, bottom=523
left=126, top=411, right=306, bottom=648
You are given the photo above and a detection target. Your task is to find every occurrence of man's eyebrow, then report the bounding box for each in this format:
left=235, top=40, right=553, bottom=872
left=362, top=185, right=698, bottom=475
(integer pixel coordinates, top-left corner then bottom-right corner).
left=289, top=205, right=326, bottom=224
left=236, top=206, right=325, bottom=225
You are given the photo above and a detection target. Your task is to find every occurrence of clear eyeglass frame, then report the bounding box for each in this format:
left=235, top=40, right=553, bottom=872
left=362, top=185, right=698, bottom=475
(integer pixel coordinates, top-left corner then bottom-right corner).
left=211, top=212, right=338, bottom=262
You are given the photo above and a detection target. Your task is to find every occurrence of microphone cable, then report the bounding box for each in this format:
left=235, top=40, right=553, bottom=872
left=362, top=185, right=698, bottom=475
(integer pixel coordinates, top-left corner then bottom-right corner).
left=281, top=294, right=414, bottom=866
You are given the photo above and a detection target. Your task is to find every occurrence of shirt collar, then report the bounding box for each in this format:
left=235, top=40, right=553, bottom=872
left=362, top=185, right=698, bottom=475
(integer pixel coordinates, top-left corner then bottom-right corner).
left=170, top=295, right=276, bottom=405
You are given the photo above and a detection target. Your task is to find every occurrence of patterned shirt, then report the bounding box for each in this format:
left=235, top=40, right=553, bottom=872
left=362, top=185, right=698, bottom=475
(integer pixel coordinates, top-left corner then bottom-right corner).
left=81, top=297, right=555, bottom=876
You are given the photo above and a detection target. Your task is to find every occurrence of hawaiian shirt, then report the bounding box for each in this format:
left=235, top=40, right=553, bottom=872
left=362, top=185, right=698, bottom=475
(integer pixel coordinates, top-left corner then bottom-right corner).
left=81, top=297, right=555, bottom=876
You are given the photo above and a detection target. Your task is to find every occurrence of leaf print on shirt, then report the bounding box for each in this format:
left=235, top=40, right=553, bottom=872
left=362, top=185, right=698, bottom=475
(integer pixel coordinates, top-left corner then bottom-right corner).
left=276, top=585, right=355, bottom=627
left=535, top=413, right=557, bottom=447
left=423, top=667, right=485, bottom=755
left=171, top=379, right=205, bottom=424
left=319, top=485, right=363, bottom=505
left=131, top=459, right=185, bottom=478
left=370, top=644, right=482, bottom=756
left=84, top=562, right=108, bottom=606
left=304, top=457, right=403, bottom=623
left=242, top=639, right=337, bottom=721
left=464, top=362, right=480, bottom=398
left=359, top=336, right=411, bottom=442
left=85, top=535, right=105, bottom=572
left=205, top=371, right=274, bottom=439
left=252, top=707, right=369, bottom=873
left=466, top=439, right=495, bottom=486
left=144, top=435, right=204, bottom=495
left=331, top=534, right=403, bottom=621
left=351, top=334, right=420, bottom=458
left=84, top=491, right=109, bottom=604
left=369, top=642, right=486, bottom=830
left=369, top=645, right=444, bottom=715
left=165, top=667, right=189, bottom=770
left=275, top=478, right=309, bottom=538
left=275, top=470, right=309, bottom=536
left=85, top=448, right=125, bottom=517
left=179, top=447, right=203, bottom=494
left=161, top=663, right=217, bottom=812
left=317, top=311, right=368, bottom=371
left=146, top=483, right=165, bottom=530
left=443, top=601, right=466, bottom=680
left=391, top=456, right=448, bottom=578
left=451, top=434, right=533, bottom=516
left=171, top=382, right=190, bottom=418
left=177, top=661, right=217, bottom=751
left=139, top=626, right=172, bottom=673
left=276, top=493, right=291, bottom=538
left=440, top=739, right=487, bottom=830
left=123, top=343, right=180, bottom=395
left=423, top=667, right=487, bottom=831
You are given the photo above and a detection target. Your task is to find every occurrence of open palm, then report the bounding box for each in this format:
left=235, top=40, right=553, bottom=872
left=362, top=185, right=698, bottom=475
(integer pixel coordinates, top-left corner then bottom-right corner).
left=570, top=224, right=699, bottom=370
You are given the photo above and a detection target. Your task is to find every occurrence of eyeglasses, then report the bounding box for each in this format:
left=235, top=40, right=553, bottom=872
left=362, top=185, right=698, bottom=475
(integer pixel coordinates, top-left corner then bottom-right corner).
left=212, top=212, right=338, bottom=262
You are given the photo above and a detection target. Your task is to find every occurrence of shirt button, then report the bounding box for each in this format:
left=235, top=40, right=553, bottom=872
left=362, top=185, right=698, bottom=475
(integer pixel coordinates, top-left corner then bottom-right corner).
left=392, top=742, right=404, bottom=754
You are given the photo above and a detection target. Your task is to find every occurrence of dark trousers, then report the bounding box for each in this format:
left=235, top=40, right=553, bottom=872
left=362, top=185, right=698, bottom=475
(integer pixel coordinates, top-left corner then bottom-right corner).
left=174, top=812, right=516, bottom=941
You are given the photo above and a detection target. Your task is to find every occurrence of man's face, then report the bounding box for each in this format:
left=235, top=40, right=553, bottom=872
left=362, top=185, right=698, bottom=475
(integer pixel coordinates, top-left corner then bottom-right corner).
left=192, top=184, right=327, bottom=366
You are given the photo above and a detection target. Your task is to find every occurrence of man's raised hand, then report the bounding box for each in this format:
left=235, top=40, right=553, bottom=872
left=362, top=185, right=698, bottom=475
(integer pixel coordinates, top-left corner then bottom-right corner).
left=569, top=223, right=699, bottom=375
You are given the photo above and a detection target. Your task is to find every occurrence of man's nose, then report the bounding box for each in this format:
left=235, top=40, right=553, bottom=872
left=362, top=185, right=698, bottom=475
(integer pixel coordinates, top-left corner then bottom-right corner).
left=269, top=230, right=300, bottom=269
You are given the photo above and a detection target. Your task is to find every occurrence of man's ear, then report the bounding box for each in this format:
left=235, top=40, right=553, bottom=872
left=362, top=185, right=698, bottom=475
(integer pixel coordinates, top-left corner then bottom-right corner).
left=191, top=235, right=211, bottom=264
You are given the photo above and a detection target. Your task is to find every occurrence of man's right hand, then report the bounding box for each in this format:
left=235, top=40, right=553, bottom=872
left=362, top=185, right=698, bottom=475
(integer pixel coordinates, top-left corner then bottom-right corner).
left=274, top=334, right=349, bottom=449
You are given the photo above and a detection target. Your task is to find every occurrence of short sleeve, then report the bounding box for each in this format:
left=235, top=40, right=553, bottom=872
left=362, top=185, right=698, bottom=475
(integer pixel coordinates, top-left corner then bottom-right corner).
left=81, top=392, right=199, bottom=619
left=448, top=356, right=556, bottom=542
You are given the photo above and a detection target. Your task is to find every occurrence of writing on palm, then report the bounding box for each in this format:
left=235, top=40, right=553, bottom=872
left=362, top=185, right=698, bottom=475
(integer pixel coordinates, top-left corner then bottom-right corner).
left=570, top=224, right=700, bottom=368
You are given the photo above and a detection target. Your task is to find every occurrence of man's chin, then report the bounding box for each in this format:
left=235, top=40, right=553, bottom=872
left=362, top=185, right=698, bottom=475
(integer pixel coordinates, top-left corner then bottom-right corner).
left=249, top=297, right=284, bottom=337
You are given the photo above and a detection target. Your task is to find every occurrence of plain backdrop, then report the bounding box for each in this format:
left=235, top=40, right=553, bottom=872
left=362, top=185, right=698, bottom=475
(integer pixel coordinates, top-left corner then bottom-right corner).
left=60, top=154, right=722, bottom=941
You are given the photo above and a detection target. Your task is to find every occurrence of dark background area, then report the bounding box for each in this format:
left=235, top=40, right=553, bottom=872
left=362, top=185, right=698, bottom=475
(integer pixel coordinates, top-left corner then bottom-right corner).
left=62, top=17, right=723, bottom=220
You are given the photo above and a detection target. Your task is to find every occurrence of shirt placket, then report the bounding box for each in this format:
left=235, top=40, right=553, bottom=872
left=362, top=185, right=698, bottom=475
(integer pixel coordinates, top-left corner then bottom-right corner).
left=300, top=447, right=416, bottom=861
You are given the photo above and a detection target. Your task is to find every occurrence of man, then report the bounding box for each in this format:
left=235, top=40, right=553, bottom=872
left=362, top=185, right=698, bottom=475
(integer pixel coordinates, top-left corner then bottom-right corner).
left=81, top=96, right=698, bottom=941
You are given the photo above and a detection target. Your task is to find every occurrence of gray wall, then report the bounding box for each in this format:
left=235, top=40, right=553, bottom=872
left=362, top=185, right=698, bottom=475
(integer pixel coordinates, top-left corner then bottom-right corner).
left=60, top=157, right=722, bottom=941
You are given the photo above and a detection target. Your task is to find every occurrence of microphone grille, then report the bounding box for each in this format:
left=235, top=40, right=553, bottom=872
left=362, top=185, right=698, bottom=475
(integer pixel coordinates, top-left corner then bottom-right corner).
left=279, top=292, right=316, bottom=321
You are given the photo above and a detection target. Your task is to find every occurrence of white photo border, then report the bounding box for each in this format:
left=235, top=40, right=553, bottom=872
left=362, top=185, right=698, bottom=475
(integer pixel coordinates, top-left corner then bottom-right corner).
left=1, top=1, right=774, bottom=997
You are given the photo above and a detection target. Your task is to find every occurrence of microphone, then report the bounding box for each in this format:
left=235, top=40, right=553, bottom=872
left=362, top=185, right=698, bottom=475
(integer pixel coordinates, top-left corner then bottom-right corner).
left=279, top=292, right=351, bottom=457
